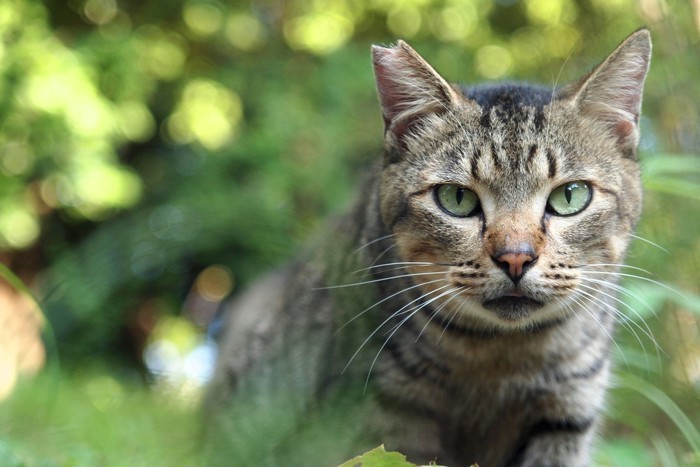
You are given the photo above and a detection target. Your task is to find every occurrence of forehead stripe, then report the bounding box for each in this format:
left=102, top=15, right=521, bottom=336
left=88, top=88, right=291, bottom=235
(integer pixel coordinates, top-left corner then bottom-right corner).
left=546, top=148, right=557, bottom=178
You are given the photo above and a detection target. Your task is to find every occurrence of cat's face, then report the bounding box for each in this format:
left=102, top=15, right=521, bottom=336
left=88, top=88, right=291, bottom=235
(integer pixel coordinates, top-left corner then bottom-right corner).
left=373, top=31, right=650, bottom=329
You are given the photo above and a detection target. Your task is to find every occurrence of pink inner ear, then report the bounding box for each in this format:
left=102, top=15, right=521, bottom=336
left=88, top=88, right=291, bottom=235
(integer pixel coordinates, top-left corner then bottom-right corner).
left=374, top=63, right=404, bottom=124
left=615, top=120, right=634, bottom=140
left=372, top=47, right=420, bottom=142
left=372, top=42, right=458, bottom=143
left=612, top=67, right=648, bottom=123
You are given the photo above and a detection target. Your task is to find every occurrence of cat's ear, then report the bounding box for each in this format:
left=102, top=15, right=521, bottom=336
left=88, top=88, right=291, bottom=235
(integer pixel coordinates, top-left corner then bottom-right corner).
left=564, top=29, right=652, bottom=154
left=372, top=41, right=461, bottom=145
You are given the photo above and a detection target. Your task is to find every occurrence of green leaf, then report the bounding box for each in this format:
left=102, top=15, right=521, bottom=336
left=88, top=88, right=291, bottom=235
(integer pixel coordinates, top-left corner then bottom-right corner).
left=337, top=446, right=458, bottom=467
left=616, top=373, right=700, bottom=455
left=338, top=446, right=415, bottom=467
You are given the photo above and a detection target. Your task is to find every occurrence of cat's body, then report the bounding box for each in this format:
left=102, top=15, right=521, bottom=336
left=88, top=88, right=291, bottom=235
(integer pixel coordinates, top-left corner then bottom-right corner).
left=206, top=30, right=651, bottom=466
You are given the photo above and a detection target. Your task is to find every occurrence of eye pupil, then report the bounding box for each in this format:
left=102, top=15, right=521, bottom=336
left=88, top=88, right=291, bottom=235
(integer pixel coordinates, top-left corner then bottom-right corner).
left=564, top=185, right=573, bottom=204
left=456, top=188, right=464, bottom=205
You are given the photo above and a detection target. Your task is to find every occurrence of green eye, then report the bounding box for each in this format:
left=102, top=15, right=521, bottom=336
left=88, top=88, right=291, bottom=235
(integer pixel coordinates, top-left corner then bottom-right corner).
left=435, top=184, right=479, bottom=217
left=547, top=181, right=592, bottom=216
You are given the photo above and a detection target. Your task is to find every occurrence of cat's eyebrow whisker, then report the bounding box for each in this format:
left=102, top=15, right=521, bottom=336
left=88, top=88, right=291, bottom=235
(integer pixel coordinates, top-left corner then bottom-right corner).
left=544, top=48, right=574, bottom=148
left=628, top=233, right=669, bottom=254
left=317, top=271, right=447, bottom=290
left=336, top=278, right=446, bottom=335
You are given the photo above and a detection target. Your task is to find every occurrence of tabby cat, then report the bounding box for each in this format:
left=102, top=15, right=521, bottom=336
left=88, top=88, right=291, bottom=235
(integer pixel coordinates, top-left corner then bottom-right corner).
left=206, top=29, right=652, bottom=466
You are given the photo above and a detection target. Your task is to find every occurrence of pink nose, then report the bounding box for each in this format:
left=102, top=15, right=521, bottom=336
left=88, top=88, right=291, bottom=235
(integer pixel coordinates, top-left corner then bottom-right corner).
left=492, top=247, right=537, bottom=283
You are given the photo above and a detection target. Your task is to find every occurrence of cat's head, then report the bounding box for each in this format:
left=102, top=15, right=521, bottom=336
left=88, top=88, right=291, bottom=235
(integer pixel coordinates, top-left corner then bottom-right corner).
left=372, top=30, right=651, bottom=329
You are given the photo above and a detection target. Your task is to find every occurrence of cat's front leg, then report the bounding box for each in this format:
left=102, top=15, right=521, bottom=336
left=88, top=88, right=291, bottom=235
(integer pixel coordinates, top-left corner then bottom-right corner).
left=507, top=371, right=607, bottom=467
left=509, top=415, right=598, bottom=467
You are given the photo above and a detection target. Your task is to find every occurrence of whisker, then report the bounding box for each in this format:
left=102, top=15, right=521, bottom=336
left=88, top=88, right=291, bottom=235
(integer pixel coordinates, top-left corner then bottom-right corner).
left=575, top=283, right=663, bottom=366
left=578, top=275, right=657, bottom=319
left=342, top=284, right=453, bottom=375
left=562, top=293, right=630, bottom=368
left=436, top=291, right=472, bottom=344
left=317, top=271, right=446, bottom=290
left=579, top=271, right=682, bottom=299
left=364, top=286, right=461, bottom=390
left=352, top=233, right=396, bottom=254
left=576, top=282, right=659, bottom=343
left=336, top=278, right=446, bottom=335
left=352, top=261, right=438, bottom=276
left=628, top=233, right=669, bottom=254
left=417, top=287, right=465, bottom=342
left=581, top=263, right=653, bottom=275
left=359, top=243, right=398, bottom=279
left=570, top=288, right=646, bottom=370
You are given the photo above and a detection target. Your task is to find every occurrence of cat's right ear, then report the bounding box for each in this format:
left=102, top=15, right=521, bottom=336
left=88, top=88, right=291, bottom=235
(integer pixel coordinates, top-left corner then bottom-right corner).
left=564, top=29, right=652, bottom=156
left=372, top=41, right=460, bottom=147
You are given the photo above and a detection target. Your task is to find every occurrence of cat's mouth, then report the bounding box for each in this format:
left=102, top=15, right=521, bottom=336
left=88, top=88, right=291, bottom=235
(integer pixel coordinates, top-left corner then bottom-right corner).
left=481, top=295, right=545, bottom=321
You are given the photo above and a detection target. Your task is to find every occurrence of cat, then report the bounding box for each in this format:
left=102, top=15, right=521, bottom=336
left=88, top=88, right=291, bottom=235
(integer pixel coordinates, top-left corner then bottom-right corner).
left=205, top=29, right=652, bottom=466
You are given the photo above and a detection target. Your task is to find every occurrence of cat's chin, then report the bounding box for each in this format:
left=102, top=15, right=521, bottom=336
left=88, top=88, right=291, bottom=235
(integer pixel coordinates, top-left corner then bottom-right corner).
left=481, top=296, right=545, bottom=322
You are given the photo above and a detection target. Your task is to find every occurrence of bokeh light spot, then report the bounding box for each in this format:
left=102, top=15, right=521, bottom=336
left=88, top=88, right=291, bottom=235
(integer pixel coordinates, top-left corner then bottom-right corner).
left=117, top=101, right=156, bottom=143
left=195, top=265, right=234, bottom=302
left=136, top=26, right=188, bottom=81
left=226, top=13, right=266, bottom=50
left=284, top=12, right=354, bottom=55
left=83, top=0, right=118, bottom=25
left=0, top=206, right=39, bottom=249
left=183, top=1, right=223, bottom=37
left=432, top=5, right=477, bottom=42
left=149, top=205, right=185, bottom=240
left=84, top=375, right=124, bottom=412
left=71, top=164, right=143, bottom=219
left=525, top=0, right=576, bottom=26
left=166, top=79, right=243, bottom=150
left=387, top=7, right=421, bottom=38
left=0, top=142, right=34, bottom=176
left=543, top=25, right=579, bottom=59
left=143, top=314, right=217, bottom=402
left=475, top=44, right=513, bottom=79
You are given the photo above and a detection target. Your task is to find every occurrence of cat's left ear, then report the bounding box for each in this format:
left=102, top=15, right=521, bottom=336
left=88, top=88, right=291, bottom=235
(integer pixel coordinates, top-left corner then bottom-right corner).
left=564, top=28, right=652, bottom=155
left=372, top=41, right=462, bottom=146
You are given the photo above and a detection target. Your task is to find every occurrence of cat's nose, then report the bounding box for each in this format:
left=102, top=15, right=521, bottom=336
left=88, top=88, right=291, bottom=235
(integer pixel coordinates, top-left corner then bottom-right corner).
left=492, top=245, right=538, bottom=283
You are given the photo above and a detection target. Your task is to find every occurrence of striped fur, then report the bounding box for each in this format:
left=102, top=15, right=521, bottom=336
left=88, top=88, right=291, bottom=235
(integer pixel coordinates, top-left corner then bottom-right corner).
left=206, top=30, right=651, bottom=466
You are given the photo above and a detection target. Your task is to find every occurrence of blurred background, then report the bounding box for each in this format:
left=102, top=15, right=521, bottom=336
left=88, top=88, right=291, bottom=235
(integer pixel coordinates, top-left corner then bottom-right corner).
left=0, top=0, right=698, bottom=465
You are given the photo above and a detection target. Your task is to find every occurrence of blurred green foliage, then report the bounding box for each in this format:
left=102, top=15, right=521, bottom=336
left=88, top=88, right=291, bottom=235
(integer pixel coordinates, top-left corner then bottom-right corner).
left=0, top=0, right=699, bottom=465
